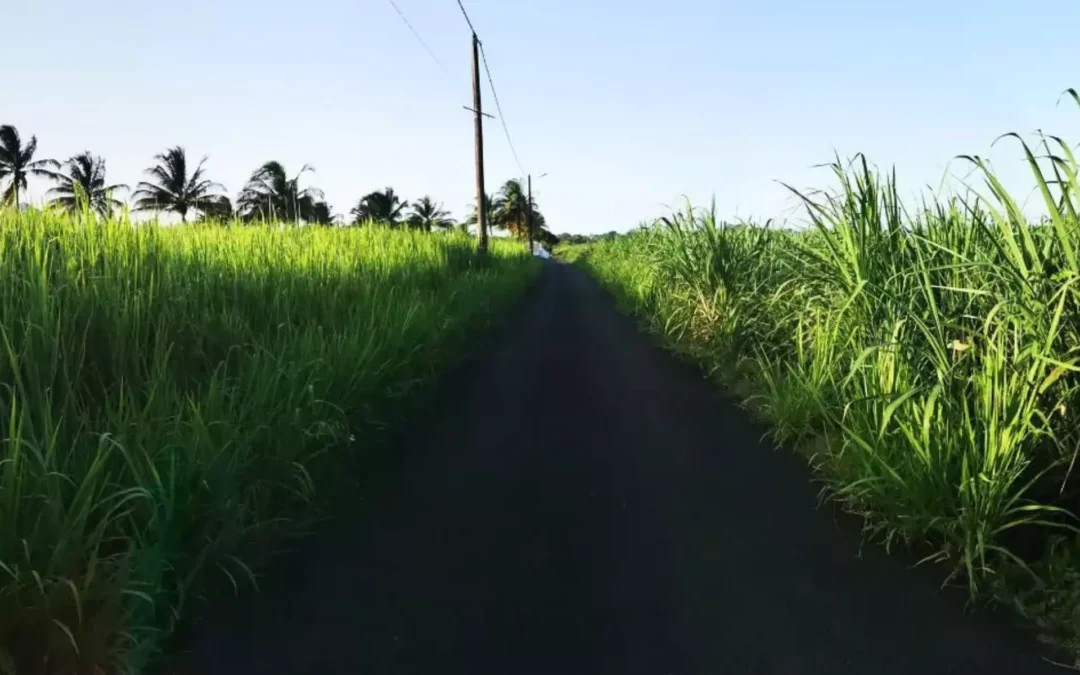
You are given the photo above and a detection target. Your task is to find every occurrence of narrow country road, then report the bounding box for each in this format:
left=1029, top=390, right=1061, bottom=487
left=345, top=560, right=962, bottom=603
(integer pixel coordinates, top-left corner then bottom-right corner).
left=183, top=261, right=1058, bottom=674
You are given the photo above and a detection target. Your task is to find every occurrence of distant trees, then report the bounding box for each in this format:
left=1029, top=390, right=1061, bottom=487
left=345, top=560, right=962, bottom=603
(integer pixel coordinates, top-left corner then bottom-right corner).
left=557, top=232, right=616, bottom=245
left=237, top=161, right=323, bottom=223
left=408, top=196, right=453, bottom=232
left=132, top=147, right=225, bottom=222
left=461, top=185, right=551, bottom=241
left=462, top=179, right=550, bottom=240
left=0, top=124, right=557, bottom=235
left=351, top=187, right=408, bottom=226
left=44, top=152, right=127, bottom=216
left=0, top=125, right=59, bottom=207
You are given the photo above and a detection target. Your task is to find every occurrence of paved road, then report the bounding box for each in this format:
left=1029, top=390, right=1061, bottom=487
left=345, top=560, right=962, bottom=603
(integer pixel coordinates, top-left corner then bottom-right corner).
left=183, top=261, right=1058, bottom=674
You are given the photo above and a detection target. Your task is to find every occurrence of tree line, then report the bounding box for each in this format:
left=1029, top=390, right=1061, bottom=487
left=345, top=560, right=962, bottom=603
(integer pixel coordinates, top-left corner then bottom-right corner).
left=0, top=124, right=555, bottom=241
left=556, top=231, right=620, bottom=245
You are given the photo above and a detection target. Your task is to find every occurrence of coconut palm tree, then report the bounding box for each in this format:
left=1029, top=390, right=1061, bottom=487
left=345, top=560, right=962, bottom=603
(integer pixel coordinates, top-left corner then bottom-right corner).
left=0, top=125, right=59, bottom=207
left=407, top=196, right=453, bottom=232
left=43, top=152, right=128, bottom=216
left=530, top=209, right=548, bottom=241
left=131, top=147, right=225, bottom=222
left=310, top=201, right=337, bottom=226
left=351, top=187, right=408, bottom=226
left=194, top=195, right=235, bottom=223
left=464, top=192, right=496, bottom=234
left=493, top=179, right=532, bottom=237
left=489, top=179, right=546, bottom=240
left=237, top=161, right=323, bottom=223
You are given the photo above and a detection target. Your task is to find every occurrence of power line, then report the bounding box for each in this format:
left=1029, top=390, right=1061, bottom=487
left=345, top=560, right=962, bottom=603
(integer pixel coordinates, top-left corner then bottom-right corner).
left=455, top=0, right=478, bottom=35
left=479, top=42, right=526, bottom=178
left=384, top=0, right=449, bottom=75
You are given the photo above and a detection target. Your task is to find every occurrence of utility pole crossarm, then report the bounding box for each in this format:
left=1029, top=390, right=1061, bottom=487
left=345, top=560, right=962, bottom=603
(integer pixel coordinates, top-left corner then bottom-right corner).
left=462, top=106, right=495, bottom=119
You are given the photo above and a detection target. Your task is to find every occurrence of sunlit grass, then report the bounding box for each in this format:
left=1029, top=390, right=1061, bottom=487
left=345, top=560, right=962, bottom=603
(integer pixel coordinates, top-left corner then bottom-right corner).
left=0, top=209, right=538, bottom=673
left=577, top=93, right=1080, bottom=654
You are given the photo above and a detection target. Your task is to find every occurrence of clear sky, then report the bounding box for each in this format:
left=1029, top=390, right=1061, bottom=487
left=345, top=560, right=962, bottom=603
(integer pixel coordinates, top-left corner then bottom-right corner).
left=4, top=0, right=1080, bottom=233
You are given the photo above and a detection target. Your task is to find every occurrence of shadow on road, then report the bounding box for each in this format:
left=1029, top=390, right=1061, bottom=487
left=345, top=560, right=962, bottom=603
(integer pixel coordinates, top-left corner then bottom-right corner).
left=178, top=261, right=1059, bottom=675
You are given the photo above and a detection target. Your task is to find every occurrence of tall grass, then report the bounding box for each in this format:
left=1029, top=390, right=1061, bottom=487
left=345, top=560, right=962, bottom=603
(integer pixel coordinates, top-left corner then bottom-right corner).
left=0, top=209, right=538, bottom=674
left=575, top=98, right=1080, bottom=652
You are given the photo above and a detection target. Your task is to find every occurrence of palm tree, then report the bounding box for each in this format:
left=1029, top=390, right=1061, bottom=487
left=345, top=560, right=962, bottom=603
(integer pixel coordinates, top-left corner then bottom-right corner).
left=531, top=204, right=547, bottom=230
left=131, top=147, right=225, bottom=222
left=0, top=125, right=59, bottom=207
left=43, top=152, right=128, bottom=216
left=310, top=201, right=337, bottom=226
left=351, top=187, right=408, bottom=226
left=195, top=195, right=234, bottom=223
left=493, top=179, right=531, bottom=237
left=488, top=179, right=546, bottom=240
left=237, top=161, right=323, bottom=223
left=464, top=192, right=497, bottom=234
left=407, top=196, right=453, bottom=232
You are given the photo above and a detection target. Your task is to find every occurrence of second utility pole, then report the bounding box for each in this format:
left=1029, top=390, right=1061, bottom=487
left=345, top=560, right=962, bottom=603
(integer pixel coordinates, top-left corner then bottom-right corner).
left=471, top=33, right=488, bottom=253
left=527, top=174, right=534, bottom=255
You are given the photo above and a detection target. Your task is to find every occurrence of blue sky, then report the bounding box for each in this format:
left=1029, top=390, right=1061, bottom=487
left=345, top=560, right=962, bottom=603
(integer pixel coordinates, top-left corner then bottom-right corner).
left=4, top=0, right=1080, bottom=233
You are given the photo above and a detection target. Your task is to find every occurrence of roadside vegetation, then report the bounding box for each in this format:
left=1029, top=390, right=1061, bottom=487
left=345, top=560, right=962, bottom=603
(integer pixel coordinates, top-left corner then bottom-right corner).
left=0, top=207, right=538, bottom=673
left=571, top=90, right=1080, bottom=660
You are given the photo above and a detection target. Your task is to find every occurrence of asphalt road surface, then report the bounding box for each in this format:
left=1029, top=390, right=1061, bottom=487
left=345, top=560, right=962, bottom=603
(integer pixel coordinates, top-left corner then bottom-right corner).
left=182, top=261, right=1059, bottom=674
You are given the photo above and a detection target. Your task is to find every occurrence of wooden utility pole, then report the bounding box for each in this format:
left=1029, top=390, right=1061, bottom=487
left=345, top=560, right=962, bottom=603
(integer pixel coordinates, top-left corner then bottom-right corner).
left=471, top=33, right=488, bottom=253
left=527, top=174, right=534, bottom=255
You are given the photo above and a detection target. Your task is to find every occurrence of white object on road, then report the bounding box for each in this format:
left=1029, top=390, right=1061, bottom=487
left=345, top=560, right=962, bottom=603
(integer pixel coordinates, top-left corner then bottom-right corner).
left=534, top=246, right=551, bottom=259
